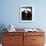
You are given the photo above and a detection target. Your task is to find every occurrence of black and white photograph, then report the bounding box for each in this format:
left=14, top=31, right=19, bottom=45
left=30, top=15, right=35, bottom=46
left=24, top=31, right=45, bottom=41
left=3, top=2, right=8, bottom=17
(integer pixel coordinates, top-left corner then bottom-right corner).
left=20, top=5, right=34, bottom=22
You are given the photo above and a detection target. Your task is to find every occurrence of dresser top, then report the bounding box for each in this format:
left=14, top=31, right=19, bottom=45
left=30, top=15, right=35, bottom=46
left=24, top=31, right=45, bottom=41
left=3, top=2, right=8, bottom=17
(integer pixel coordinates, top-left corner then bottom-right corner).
left=5, top=29, right=44, bottom=33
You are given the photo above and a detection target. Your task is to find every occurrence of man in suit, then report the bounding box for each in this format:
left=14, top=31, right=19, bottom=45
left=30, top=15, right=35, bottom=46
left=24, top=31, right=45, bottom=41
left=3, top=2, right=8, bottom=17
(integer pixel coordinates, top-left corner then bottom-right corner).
left=22, top=8, right=32, bottom=20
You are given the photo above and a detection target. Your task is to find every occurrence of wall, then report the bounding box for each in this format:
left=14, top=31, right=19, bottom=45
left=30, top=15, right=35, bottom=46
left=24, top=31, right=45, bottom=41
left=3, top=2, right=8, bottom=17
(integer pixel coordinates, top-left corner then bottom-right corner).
left=0, top=0, right=46, bottom=44
left=0, top=0, right=46, bottom=29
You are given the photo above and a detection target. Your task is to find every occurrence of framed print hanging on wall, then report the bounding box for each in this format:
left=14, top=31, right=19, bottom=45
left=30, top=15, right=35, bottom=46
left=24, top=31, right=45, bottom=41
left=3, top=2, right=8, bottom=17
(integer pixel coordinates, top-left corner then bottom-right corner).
left=20, top=5, right=34, bottom=22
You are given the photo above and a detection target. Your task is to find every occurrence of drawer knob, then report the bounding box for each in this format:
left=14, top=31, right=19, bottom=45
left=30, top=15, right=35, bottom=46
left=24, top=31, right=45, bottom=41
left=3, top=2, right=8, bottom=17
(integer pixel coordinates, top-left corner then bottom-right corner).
left=9, top=38, right=14, bottom=40
left=32, top=39, right=36, bottom=40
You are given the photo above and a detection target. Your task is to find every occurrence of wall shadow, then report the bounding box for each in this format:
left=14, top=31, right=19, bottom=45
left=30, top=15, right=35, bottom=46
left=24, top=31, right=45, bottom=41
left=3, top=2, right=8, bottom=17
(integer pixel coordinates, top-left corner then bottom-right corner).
left=0, top=24, right=7, bottom=43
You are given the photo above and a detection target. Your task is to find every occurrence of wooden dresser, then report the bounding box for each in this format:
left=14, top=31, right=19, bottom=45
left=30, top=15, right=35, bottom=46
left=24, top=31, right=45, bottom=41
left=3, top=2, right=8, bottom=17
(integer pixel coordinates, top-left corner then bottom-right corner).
left=2, top=29, right=45, bottom=46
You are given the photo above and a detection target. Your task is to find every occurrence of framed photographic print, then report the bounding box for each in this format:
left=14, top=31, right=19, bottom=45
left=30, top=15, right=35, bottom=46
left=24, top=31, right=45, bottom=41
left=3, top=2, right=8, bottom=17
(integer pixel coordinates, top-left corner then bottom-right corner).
left=20, top=5, right=34, bottom=22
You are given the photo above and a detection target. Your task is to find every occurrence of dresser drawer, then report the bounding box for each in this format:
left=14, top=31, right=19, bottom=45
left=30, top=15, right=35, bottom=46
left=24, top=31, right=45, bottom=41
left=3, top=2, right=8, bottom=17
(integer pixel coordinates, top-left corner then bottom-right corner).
left=3, top=35, right=23, bottom=44
left=32, top=44, right=44, bottom=46
left=24, top=32, right=44, bottom=36
left=3, top=32, right=23, bottom=36
left=3, top=44, right=15, bottom=46
left=32, top=36, right=45, bottom=44
left=3, top=43, right=23, bottom=46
